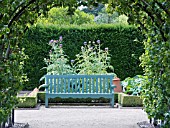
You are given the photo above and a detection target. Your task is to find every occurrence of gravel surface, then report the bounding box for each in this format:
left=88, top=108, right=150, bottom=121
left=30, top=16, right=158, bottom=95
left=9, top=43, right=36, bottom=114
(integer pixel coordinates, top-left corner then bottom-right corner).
left=15, top=105, right=149, bottom=128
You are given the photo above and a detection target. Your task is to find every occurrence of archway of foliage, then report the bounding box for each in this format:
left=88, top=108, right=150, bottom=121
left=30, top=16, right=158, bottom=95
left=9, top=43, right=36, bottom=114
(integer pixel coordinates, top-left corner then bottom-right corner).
left=106, top=0, right=170, bottom=127
left=0, top=0, right=90, bottom=124
left=0, top=0, right=170, bottom=127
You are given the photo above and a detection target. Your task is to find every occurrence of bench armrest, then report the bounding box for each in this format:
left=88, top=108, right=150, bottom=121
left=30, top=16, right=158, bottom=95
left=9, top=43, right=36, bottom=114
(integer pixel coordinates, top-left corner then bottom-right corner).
left=111, top=84, right=116, bottom=89
left=39, top=84, right=49, bottom=89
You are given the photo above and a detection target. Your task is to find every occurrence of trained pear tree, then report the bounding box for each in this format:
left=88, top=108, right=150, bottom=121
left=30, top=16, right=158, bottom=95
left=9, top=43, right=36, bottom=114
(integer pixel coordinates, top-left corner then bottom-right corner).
left=0, top=0, right=89, bottom=124
left=106, top=0, right=170, bottom=127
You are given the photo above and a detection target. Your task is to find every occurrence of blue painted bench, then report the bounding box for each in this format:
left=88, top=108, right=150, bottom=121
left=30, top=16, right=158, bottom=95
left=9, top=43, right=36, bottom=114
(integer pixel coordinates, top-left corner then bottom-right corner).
left=39, top=74, right=116, bottom=108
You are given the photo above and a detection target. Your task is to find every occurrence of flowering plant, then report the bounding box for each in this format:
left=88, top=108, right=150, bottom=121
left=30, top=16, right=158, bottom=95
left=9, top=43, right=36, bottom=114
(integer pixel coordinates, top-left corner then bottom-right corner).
left=43, top=36, right=73, bottom=75
left=73, top=40, right=114, bottom=75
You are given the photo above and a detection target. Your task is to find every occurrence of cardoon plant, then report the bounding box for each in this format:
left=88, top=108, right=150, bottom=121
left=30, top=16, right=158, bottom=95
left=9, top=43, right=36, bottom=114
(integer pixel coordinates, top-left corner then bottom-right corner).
left=73, top=40, right=114, bottom=75
left=43, top=36, right=73, bottom=75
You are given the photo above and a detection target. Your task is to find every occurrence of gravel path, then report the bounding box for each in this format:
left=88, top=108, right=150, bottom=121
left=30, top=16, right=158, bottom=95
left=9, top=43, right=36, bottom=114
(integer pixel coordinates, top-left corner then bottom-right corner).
left=15, top=106, right=149, bottom=128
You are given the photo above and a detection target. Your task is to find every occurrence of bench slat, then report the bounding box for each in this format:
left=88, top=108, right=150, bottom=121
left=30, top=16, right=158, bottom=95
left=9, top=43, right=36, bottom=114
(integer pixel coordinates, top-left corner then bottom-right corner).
left=103, top=78, right=105, bottom=93
left=105, top=78, right=108, bottom=93
left=68, top=78, right=70, bottom=93
left=64, top=79, right=66, bottom=93
left=86, top=78, right=88, bottom=93
left=96, top=78, right=98, bottom=93
left=82, top=78, right=84, bottom=93
left=78, top=78, right=80, bottom=93
left=54, top=78, right=56, bottom=93
left=74, top=79, right=77, bottom=93
left=99, top=78, right=101, bottom=93
left=57, top=78, right=59, bottom=93
left=89, top=78, right=91, bottom=93
left=92, top=78, right=94, bottom=93
left=49, top=79, right=52, bottom=93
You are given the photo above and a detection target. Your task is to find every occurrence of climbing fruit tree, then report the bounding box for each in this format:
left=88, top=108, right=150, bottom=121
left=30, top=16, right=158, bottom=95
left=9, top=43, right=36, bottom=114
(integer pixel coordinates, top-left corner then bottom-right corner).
left=107, top=0, right=170, bottom=127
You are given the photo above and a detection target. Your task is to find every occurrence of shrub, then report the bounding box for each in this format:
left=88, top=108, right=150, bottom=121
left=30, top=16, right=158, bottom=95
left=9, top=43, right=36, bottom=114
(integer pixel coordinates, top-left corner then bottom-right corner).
left=121, top=75, right=148, bottom=96
left=17, top=97, right=37, bottom=108
left=94, top=7, right=128, bottom=25
left=109, top=1, right=170, bottom=126
left=17, top=89, right=38, bottom=108
left=118, top=93, right=143, bottom=107
left=37, top=7, right=95, bottom=25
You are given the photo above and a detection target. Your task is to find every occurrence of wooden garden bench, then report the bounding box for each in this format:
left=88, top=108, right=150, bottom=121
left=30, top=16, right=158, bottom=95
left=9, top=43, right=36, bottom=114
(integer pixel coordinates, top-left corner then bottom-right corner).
left=40, top=74, right=116, bottom=108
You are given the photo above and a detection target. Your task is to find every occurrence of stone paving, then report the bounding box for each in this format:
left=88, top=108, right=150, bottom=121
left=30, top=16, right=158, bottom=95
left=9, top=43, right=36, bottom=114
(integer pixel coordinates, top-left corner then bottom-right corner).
left=15, top=105, right=149, bottom=128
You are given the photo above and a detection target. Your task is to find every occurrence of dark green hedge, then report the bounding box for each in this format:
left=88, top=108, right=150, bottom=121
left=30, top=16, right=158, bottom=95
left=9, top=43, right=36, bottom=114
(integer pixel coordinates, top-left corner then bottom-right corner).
left=17, top=96, right=37, bottom=108
left=118, top=93, right=143, bottom=107
left=22, top=24, right=144, bottom=90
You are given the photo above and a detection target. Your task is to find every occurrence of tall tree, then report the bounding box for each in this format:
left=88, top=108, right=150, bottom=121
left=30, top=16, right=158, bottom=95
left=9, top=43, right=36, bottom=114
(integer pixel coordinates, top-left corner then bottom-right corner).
left=37, top=7, right=95, bottom=25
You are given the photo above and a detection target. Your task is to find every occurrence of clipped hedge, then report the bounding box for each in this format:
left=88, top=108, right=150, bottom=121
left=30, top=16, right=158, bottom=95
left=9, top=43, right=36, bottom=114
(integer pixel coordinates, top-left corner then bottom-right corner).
left=17, top=96, right=37, bottom=108
left=118, top=93, right=143, bottom=107
left=38, top=92, right=118, bottom=103
left=17, top=88, right=38, bottom=108
left=22, top=24, right=144, bottom=90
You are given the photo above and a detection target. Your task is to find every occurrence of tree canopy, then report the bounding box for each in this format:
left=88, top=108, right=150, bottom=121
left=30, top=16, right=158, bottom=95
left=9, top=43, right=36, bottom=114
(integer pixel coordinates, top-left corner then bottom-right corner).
left=37, top=7, right=95, bottom=25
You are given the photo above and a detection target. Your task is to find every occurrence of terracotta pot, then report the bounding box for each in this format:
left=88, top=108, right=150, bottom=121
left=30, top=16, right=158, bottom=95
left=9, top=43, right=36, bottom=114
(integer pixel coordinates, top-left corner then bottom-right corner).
left=113, top=77, right=122, bottom=92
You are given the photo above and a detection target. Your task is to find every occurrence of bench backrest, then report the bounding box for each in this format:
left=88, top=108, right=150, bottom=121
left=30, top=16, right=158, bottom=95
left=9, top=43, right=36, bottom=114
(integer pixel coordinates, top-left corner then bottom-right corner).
left=44, top=75, right=114, bottom=94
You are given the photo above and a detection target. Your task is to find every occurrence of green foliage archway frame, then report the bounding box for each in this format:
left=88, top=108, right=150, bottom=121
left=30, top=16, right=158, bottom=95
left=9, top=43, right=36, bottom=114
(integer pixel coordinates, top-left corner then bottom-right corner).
left=0, top=0, right=170, bottom=127
left=107, top=1, right=170, bottom=127
left=0, top=0, right=86, bottom=124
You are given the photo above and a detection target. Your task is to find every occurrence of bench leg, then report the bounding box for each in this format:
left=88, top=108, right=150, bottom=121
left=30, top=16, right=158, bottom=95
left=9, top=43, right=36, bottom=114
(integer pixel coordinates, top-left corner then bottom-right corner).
left=110, top=96, right=114, bottom=108
left=45, top=96, right=49, bottom=108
